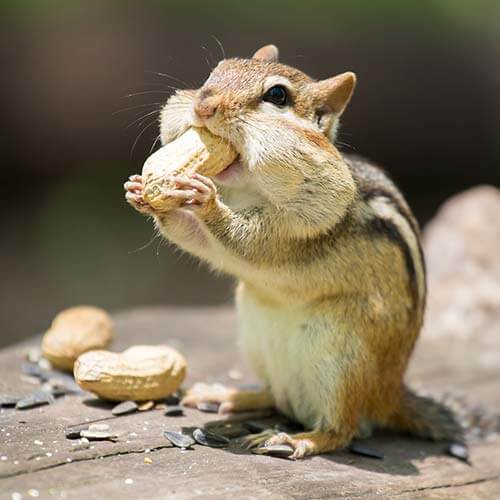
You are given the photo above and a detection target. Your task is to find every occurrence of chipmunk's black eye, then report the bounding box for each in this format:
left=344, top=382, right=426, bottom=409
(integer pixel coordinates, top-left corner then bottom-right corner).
left=262, top=85, right=289, bottom=106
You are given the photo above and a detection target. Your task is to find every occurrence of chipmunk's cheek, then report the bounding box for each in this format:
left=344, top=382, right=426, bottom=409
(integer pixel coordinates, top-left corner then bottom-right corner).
left=212, top=157, right=246, bottom=186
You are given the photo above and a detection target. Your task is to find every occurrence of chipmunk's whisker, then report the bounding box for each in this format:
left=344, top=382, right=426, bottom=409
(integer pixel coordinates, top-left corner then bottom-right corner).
left=212, top=35, right=226, bottom=61
left=149, top=133, right=162, bottom=154
left=113, top=102, right=162, bottom=115
left=130, top=118, right=159, bottom=159
left=148, top=71, right=189, bottom=88
left=201, top=45, right=215, bottom=71
left=126, top=109, right=160, bottom=129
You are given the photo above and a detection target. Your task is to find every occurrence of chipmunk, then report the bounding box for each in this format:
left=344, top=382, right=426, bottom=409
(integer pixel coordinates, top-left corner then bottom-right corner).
left=124, top=44, right=462, bottom=459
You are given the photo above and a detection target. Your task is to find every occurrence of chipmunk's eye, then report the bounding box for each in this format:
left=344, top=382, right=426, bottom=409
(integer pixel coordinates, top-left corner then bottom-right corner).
left=262, top=85, right=289, bottom=106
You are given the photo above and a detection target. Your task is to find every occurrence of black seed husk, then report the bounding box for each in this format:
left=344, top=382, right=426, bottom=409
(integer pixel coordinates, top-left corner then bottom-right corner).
left=80, top=430, right=118, bottom=441
left=163, top=431, right=195, bottom=449
left=192, top=428, right=230, bottom=448
left=0, top=395, right=22, bottom=407
left=111, top=400, right=138, bottom=415
left=165, top=406, right=184, bottom=417
left=252, top=444, right=294, bottom=458
left=22, top=362, right=45, bottom=379
left=16, top=391, right=54, bottom=410
left=446, top=443, right=470, bottom=463
left=65, top=424, right=89, bottom=439
left=21, top=362, right=83, bottom=393
left=165, top=393, right=181, bottom=406
left=196, top=402, right=220, bottom=413
left=349, top=443, right=384, bottom=460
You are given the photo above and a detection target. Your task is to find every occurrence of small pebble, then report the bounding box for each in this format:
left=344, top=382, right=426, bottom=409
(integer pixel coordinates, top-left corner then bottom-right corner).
left=165, top=406, right=184, bottom=417
left=252, top=444, right=294, bottom=459
left=0, top=456, right=7, bottom=461
left=11, top=492, right=22, bottom=500
left=446, top=443, right=470, bottom=463
left=193, top=428, right=230, bottom=448
left=196, top=402, right=220, bottom=413
left=27, top=490, right=39, bottom=498
left=34, top=440, right=43, bottom=446
left=144, top=457, right=153, bottom=464
left=138, top=401, right=154, bottom=412
left=125, top=478, right=134, bottom=485
left=163, top=431, right=195, bottom=449
left=73, top=438, right=90, bottom=451
left=111, top=400, right=138, bottom=416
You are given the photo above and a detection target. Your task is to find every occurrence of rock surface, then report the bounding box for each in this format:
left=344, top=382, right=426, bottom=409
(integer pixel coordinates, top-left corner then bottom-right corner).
left=423, top=185, right=500, bottom=342
left=0, top=186, right=499, bottom=499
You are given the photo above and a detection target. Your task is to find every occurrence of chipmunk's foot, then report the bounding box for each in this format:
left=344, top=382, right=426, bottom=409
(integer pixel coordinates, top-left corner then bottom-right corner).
left=167, top=173, right=217, bottom=214
left=241, top=429, right=278, bottom=449
left=252, top=430, right=341, bottom=460
left=124, top=174, right=157, bottom=215
left=182, top=383, right=274, bottom=415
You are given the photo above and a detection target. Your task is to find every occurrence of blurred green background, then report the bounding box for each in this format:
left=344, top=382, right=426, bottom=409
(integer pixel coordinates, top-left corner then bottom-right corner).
left=1, top=1, right=499, bottom=346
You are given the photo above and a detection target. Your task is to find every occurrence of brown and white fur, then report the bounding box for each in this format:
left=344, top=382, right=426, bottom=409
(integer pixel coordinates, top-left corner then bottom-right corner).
left=124, top=45, right=462, bottom=459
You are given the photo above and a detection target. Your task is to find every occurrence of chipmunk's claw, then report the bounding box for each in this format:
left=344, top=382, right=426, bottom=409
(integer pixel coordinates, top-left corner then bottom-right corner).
left=241, top=429, right=278, bottom=450
left=263, top=432, right=311, bottom=459
left=124, top=174, right=156, bottom=215
left=168, top=173, right=217, bottom=212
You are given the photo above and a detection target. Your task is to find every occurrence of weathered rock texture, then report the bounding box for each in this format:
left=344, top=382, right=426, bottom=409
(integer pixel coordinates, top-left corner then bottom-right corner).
left=0, top=186, right=499, bottom=499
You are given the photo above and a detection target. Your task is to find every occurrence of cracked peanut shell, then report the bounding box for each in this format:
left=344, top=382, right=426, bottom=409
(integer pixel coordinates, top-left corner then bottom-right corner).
left=142, top=127, right=237, bottom=210
left=74, top=345, right=187, bottom=402
left=41, top=306, right=114, bottom=372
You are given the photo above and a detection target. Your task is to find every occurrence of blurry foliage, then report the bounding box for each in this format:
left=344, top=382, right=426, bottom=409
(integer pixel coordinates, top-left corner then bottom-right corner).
left=2, top=0, right=499, bottom=29
left=33, top=164, right=233, bottom=308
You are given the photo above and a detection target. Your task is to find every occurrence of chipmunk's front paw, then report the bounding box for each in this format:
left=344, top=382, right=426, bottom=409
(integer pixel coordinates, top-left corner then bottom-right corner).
left=168, top=173, right=217, bottom=214
left=124, top=174, right=157, bottom=215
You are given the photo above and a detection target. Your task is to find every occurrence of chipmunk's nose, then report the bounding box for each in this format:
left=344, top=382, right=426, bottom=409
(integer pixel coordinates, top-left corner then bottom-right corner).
left=194, top=91, right=221, bottom=119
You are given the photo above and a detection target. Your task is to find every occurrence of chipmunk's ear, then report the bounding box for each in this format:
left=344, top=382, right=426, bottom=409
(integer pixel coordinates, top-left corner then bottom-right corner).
left=252, top=44, right=279, bottom=63
left=316, top=72, right=356, bottom=116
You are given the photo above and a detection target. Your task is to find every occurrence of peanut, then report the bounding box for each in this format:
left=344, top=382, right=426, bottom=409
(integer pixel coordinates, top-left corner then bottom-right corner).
left=41, top=306, right=114, bottom=372
left=142, top=127, right=237, bottom=210
left=73, top=345, right=187, bottom=401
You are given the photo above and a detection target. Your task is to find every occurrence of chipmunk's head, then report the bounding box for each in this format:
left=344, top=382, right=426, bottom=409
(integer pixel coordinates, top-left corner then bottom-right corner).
left=160, top=45, right=356, bottom=187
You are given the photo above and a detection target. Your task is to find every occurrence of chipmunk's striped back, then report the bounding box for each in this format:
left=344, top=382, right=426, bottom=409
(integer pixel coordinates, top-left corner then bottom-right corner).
left=345, top=154, right=427, bottom=317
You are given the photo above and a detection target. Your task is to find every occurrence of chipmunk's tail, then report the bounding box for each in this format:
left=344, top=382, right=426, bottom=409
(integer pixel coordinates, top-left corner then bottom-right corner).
left=388, top=387, right=467, bottom=444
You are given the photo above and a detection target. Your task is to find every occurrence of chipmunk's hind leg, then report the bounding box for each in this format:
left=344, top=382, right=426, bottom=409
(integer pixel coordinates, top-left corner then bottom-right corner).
left=182, top=383, right=274, bottom=414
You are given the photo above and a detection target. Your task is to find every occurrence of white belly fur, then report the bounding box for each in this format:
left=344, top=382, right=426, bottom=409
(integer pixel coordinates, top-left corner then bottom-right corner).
left=237, top=285, right=327, bottom=429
